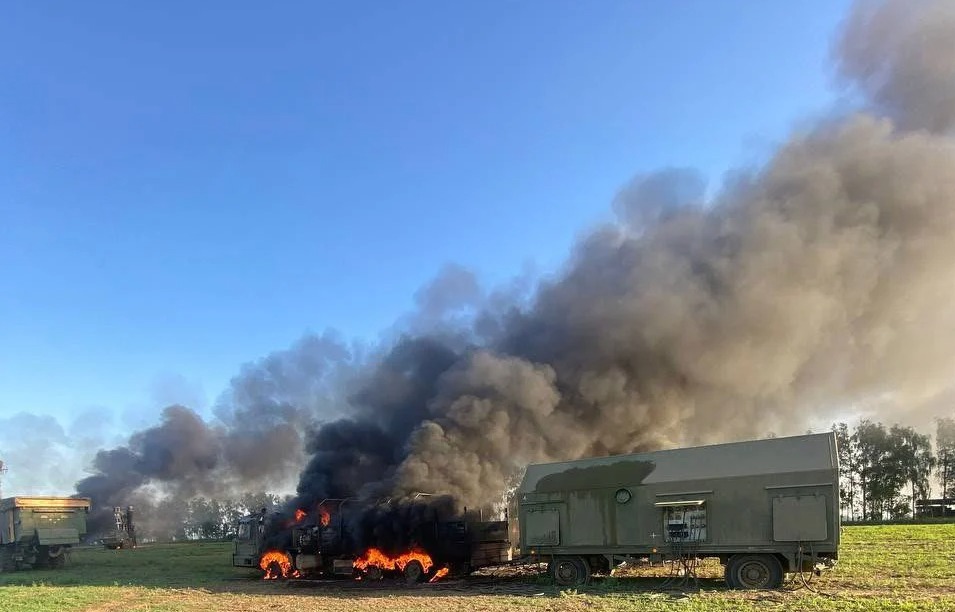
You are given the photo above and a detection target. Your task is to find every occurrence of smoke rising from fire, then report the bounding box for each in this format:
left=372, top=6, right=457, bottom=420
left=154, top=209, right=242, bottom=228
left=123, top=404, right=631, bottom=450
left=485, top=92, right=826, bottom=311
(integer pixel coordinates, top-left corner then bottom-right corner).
left=836, top=0, right=955, bottom=132
left=75, top=332, right=355, bottom=531
left=299, top=0, right=955, bottom=509
left=76, top=0, right=955, bottom=523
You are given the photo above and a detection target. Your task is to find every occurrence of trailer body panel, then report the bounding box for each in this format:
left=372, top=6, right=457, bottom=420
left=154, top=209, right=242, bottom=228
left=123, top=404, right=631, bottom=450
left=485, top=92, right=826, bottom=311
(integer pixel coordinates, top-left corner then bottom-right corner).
left=518, top=433, right=840, bottom=571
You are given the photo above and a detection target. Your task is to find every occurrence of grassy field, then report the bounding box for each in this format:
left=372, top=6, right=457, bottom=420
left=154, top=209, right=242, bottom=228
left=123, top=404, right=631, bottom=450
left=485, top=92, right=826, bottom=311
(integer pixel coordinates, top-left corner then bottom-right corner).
left=1, top=524, right=953, bottom=611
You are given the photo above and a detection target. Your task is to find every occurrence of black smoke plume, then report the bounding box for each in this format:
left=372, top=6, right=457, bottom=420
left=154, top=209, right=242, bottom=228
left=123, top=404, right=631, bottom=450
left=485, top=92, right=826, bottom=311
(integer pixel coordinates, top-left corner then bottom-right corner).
left=78, top=0, right=955, bottom=537
left=75, top=332, right=354, bottom=534
left=290, top=0, right=955, bottom=512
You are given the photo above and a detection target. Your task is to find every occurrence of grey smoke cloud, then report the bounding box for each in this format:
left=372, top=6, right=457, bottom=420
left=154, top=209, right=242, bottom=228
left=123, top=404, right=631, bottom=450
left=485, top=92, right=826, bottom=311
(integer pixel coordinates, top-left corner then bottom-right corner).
left=299, top=0, right=955, bottom=509
left=75, top=332, right=356, bottom=533
left=836, top=0, right=955, bottom=133
left=74, top=0, right=955, bottom=523
left=400, top=113, right=955, bottom=505
left=0, top=410, right=119, bottom=497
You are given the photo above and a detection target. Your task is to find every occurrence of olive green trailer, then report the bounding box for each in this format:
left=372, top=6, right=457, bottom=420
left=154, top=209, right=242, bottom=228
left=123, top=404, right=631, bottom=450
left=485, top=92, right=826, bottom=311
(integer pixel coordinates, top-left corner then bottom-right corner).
left=0, top=496, right=91, bottom=570
left=518, top=432, right=839, bottom=589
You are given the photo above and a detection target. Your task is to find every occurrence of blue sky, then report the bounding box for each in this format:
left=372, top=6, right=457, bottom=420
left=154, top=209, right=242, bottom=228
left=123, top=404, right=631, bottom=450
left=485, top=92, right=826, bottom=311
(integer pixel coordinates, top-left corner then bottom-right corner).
left=1, top=0, right=851, bottom=459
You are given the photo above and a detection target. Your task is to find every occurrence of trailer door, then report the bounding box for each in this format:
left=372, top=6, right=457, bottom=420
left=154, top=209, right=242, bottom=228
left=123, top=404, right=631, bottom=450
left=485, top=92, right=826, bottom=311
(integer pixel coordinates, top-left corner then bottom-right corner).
left=522, top=504, right=561, bottom=547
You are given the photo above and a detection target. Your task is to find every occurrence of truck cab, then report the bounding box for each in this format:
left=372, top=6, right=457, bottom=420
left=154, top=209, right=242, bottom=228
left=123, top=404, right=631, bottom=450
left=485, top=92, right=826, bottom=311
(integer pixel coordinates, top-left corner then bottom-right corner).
left=233, top=509, right=266, bottom=568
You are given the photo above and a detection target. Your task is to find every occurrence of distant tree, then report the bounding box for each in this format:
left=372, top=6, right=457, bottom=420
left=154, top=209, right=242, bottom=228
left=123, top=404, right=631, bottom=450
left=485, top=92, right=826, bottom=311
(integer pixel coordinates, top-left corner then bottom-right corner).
left=853, top=421, right=906, bottom=520
left=889, top=425, right=935, bottom=518
left=937, top=417, right=955, bottom=500
left=186, top=498, right=226, bottom=539
left=833, top=422, right=860, bottom=521
left=237, top=491, right=281, bottom=515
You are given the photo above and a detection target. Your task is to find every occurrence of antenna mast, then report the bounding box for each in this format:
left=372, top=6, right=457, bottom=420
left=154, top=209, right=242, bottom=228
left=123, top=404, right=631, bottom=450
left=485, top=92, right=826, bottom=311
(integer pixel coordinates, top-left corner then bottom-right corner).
left=0, top=460, right=7, bottom=499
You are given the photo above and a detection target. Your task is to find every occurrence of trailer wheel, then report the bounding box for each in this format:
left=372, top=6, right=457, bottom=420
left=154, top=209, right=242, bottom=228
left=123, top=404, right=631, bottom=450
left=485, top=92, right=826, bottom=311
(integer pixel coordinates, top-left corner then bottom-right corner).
left=0, top=549, right=13, bottom=573
left=550, top=556, right=590, bottom=587
left=725, top=554, right=783, bottom=590
left=403, top=560, right=425, bottom=584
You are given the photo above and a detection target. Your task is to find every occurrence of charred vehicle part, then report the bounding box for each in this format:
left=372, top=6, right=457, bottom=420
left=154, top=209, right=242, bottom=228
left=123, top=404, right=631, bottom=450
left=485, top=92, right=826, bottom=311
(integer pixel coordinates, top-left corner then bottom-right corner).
left=233, top=498, right=510, bottom=582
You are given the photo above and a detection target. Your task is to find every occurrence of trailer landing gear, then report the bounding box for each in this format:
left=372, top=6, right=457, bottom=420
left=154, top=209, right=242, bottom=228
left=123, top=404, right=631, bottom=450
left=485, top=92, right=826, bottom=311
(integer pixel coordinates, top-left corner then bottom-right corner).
left=725, top=554, right=783, bottom=590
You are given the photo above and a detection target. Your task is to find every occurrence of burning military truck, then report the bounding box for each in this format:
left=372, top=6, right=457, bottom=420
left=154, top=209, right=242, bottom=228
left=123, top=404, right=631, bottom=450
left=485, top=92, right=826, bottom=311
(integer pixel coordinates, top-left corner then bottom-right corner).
left=233, top=497, right=511, bottom=583
left=0, top=496, right=91, bottom=570
left=235, top=432, right=840, bottom=590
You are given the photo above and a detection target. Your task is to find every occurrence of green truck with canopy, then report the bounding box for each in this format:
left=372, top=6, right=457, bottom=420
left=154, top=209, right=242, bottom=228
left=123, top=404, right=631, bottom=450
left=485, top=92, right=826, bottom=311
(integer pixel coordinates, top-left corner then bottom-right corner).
left=0, top=496, right=92, bottom=570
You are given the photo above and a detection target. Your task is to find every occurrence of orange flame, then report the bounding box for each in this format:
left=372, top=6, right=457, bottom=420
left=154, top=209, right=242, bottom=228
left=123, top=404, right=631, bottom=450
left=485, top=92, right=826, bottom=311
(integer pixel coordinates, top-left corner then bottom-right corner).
left=428, top=567, right=450, bottom=583
left=353, top=548, right=434, bottom=575
left=259, top=550, right=295, bottom=580
left=284, top=508, right=308, bottom=528
left=319, top=509, right=331, bottom=527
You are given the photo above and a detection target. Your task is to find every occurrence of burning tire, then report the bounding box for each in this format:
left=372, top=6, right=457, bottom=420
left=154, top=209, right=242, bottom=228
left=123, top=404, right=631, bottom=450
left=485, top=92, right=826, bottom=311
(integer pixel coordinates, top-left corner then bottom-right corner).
left=266, top=560, right=284, bottom=580
left=403, top=560, right=425, bottom=584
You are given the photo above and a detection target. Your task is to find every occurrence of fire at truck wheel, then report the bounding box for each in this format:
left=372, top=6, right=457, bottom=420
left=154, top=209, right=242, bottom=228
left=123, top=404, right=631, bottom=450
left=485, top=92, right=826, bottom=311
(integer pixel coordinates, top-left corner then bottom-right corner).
left=266, top=560, right=284, bottom=580
left=365, top=566, right=383, bottom=581
left=550, top=556, right=590, bottom=587
left=403, top=560, right=425, bottom=584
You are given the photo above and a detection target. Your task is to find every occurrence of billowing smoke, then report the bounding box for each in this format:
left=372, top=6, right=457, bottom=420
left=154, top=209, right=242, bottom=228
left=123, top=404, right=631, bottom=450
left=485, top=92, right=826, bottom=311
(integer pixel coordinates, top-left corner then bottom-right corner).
left=75, top=332, right=355, bottom=533
left=78, top=0, right=955, bottom=529
left=836, top=0, right=955, bottom=132
left=291, top=0, right=955, bottom=511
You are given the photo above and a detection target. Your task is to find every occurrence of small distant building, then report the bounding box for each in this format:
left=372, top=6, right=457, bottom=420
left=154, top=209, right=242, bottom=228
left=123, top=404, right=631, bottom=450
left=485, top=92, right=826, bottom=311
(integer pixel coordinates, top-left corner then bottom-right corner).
left=914, top=498, right=955, bottom=518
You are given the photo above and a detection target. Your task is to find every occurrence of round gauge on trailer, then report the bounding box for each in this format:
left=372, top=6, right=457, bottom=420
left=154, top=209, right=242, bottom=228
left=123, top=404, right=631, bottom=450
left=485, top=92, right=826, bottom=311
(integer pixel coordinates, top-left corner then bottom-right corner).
left=615, top=488, right=632, bottom=504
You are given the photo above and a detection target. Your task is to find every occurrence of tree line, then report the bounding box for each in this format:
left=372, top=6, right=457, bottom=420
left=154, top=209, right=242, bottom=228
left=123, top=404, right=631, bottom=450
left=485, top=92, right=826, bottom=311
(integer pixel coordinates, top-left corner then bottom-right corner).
left=833, top=417, right=955, bottom=522
left=125, top=491, right=286, bottom=542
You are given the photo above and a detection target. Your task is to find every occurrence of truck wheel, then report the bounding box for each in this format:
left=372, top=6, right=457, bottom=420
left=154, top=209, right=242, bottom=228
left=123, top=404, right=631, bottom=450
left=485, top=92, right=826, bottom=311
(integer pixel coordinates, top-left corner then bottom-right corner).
left=403, top=560, right=425, bottom=584
left=725, top=554, right=783, bottom=590
left=550, top=556, right=590, bottom=587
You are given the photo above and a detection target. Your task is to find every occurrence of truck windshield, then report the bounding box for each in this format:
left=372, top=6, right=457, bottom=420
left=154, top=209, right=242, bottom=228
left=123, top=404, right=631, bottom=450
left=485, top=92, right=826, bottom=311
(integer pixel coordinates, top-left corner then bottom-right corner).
left=237, top=523, right=251, bottom=540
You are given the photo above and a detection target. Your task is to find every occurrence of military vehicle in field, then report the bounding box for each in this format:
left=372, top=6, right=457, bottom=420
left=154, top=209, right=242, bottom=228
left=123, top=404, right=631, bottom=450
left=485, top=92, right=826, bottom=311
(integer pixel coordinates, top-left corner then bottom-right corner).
left=233, top=508, right=267, bottom=568
left=518, top=432, right=840, bottom=588
left=102, top=506, right=137, bottom=549
left=234, top=433, right=839, bottom=590
left=0, top=496, right=91, bottom=570
left=233, top=499, right=511, bottom=582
